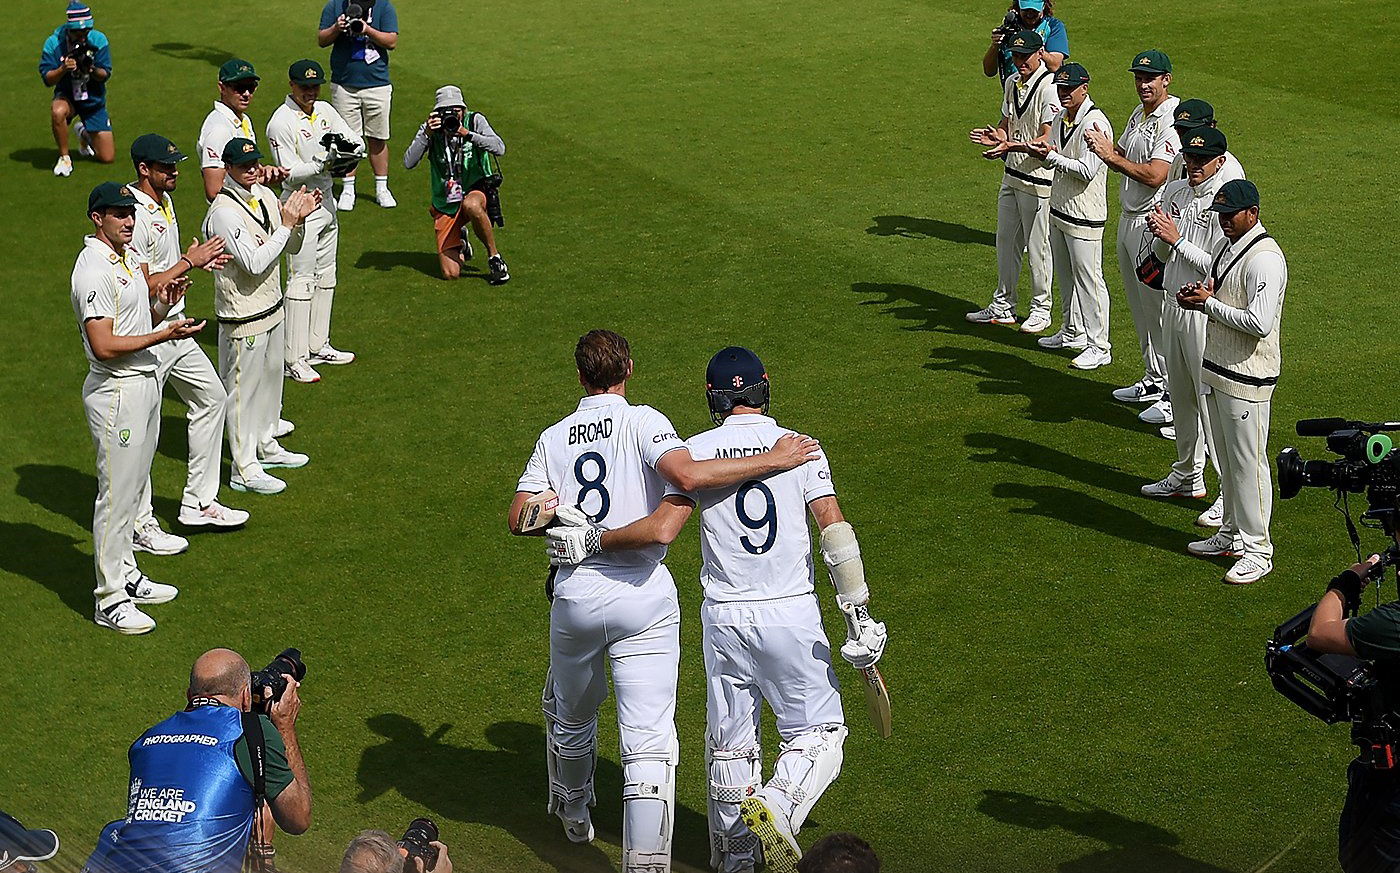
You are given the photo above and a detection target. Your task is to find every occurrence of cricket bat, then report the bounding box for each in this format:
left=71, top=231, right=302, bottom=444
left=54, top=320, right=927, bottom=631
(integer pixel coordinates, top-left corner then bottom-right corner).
left=517, top=489, right=559, bottom=533
left=860, top=665, right=892, bottom=739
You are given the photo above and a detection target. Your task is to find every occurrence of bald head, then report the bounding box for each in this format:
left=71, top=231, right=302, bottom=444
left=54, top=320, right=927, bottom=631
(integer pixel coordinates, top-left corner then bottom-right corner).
left=188, top=648, right=250, bottom=700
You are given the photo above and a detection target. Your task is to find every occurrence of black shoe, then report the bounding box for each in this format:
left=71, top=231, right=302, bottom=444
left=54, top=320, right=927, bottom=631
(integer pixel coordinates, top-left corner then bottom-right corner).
left=488, top=254, right=510, bottom=285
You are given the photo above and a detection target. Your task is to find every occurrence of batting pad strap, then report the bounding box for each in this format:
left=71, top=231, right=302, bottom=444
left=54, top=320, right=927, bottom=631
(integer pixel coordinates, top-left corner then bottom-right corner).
left=820, top=521, right=869, bottom=606
left=712, top=831, right=759, bottom=854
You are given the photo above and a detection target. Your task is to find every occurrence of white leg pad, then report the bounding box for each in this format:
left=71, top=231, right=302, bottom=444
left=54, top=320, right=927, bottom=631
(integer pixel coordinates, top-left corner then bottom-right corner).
left=541, top=675, right=596, bottom=818
left=707, top=738, right=762, bottom=871
left=622, top=737, right=678, bottom=873
left=769, top=725, right=846, bottom=832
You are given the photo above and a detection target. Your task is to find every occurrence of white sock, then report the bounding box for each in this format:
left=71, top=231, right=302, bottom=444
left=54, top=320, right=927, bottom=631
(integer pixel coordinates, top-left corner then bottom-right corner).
left=375, top=175, right=389, bottom=193
left=340, top=176, right=355, bottom=193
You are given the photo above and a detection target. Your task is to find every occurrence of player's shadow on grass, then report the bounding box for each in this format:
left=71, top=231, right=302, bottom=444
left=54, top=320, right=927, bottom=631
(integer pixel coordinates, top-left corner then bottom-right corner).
left=978, top=790, right=1232, bottom=873
left=15, top=464, right=181, bottom=533
left=991, top=482, right=1196, bottom=555
left=0, top=521, right=95, bottom=617
left=150, top=42, right=235, bottom=69
left=9, top=148, right=57, bottom=170
left=853, top=282, right=1059, bottom=360
left=967, top=433, right=1147, bottom=496
left=356, top=250, right=485, bottom=280
left=356, top=715, right=711, bottom=872
left=865, top=216, right=996, bottom=246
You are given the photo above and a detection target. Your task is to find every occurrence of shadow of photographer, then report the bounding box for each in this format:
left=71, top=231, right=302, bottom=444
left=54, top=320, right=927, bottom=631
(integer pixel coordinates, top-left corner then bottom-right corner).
left=864, top=215, right=996, bottom=246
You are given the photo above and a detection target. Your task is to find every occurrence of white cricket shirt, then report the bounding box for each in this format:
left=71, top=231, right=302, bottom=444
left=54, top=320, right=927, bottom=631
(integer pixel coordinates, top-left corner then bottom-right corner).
left=71, top=236, right=157, bottom=377
left=128, top=184, right=185, bottom=319
left=669, top=414, right=835, bottom=603
left=266, top=96, right=362, bottom=201
left=198, top=101, right=257, bottom=170
left=1000, top=68, right=1060, bottom=197
left=517, top=393, right=688, bottom=576
left=1116, top=96, right=1180, bottom=216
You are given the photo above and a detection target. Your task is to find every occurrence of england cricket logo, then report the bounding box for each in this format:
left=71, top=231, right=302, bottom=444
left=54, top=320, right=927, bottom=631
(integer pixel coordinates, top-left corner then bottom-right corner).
left=119, top=429, right=131, bottom=447
left=125, top=777, right=142, bottom=822
left=732, top=375, right=744, bottom=388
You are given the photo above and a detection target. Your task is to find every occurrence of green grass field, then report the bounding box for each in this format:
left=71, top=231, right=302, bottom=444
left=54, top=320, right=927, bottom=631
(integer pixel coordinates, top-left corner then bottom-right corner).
left=2, top=1, right=1395, bottom=870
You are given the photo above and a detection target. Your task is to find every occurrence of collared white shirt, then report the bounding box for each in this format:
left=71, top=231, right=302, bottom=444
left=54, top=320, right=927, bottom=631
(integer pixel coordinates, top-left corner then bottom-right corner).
left=198, top=101, right=257, bottom=170
left=1117, top=96, right=1180, bottom=215
left=128, top=184, right=186, bottom=319
left=71, top=236, right=157, bottom=376
left=1204, top=222, right=1287, bottom=338
left=266, top=96, right=362, bottom=200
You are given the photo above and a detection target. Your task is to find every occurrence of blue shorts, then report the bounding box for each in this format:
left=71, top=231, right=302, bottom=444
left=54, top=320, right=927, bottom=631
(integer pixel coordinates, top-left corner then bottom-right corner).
left=56, top=93, right=111, bottom=132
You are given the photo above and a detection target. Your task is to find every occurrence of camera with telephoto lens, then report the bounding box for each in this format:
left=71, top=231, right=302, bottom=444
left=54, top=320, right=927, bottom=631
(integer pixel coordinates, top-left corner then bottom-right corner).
left=344, top=0, right=376, bottom=35
left=1277, top=417, right=1400, bottom=516
left=397, top=818, right=439, bottom=872
left=432, top=108, right=462, bottom=135
left=65, top=29, right=96, bottom=73
left=993, top=9, right=1022, bottom=40
left=250, top=648, right=306, bottom=714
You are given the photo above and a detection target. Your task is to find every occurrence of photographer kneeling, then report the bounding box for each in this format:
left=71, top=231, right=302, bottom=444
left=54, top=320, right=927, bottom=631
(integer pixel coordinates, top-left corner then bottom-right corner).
left=340, top=827, right=452, bottom=873
left=82, top=648, right=311, bottom=873
left=403, top=86, right=509, bottom=284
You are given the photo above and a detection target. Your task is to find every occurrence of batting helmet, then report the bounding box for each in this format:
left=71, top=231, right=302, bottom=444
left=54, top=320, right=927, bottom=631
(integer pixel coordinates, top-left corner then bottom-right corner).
left=705, top=346, right=770, bottom=424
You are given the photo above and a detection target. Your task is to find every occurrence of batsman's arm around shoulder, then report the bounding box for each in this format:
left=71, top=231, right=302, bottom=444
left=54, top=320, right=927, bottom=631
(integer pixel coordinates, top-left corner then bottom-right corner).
left=598, top=496, right=695, bottom=550
left=655, top=434, right=820, bottom=493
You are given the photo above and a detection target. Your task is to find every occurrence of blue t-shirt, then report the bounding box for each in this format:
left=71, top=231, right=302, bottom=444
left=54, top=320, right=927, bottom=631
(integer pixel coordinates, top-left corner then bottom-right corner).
left=39, top=25, right=111, bottom=105
left=998, top=16, right=1068, bottom=81
left=320, top=0, right=398, bottom=89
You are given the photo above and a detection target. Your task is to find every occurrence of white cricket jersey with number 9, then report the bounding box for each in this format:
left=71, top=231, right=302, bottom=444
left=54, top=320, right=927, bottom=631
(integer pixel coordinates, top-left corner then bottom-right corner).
left=517, top=394, right=687, bottom=576
left=669, top=414, right=835, bottom=602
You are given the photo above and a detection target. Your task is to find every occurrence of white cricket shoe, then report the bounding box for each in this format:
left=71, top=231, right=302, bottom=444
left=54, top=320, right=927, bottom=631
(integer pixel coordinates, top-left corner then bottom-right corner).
left=179, top=500, right=250, bottom=528
left=965, top=306, right=1016, bottom=325
left=260, top=447, right=309, bottom=469
left=133, top=519, right=189, bottom=556
left=1196, top=495, right=1224, bottom=528
left=230, top=471, right=287, bottom=494
left=274, top=418, right=296, bottom=438
left=1070, top=348, right=1111, bottom=370
left=1188, top=531, right=1243, bottom=557
left=1038, top=330, right=1087, bottom=350
left=285, top=359, right=321, bottom=383
left=1018, top=312, right=1052, bottom=334
left=376, top=187, right=397, bottom=208
left=125, top=574, right=179, bottom=604
left=1141, top=474, right=1207, bottom=499
left=1158, top=425, right=1176, bottom=441
left=310, top=344, right=355, bottom=365
left=1111, top=380, right=1163, bottom=403
left=337, top=185, right=356, bottom=211
left=1139, top=397, right=1173, bottom=425
left=558, top=811, right=594, bottom=844
left=95, top=599, right=155, bottom=635
left=1225, top=556, right=1273, bottom=585
left=740, top=791, right=800, bottom=873
left=54, top=155, right=74, bottom=177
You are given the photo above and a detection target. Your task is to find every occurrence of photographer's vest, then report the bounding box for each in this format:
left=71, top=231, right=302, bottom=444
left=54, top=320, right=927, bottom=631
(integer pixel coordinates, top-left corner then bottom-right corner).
left=1047, top=100, right=1110, bottom=241
left=1202, top=226, right=1286, bottom=402
left=428, top=112, right=499, bottom=214
left=206, top=183, right=285, bottom=339
left=1002, top=69, right=1056, bottom=198
left=82, top=706, right=255, bottom=873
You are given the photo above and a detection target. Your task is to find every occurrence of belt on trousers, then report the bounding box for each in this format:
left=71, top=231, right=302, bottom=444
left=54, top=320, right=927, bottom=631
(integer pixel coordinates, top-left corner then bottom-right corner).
left=1050, top=208, right=1106, bottom=228
left=1203, top=358, right=1279, bottom=387
left=217, top=299, right=284, bottom=325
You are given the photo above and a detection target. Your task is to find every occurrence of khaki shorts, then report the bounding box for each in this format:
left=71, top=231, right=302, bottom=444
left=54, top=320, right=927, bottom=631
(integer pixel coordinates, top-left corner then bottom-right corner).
left=329, top=83, right=392, bottom=140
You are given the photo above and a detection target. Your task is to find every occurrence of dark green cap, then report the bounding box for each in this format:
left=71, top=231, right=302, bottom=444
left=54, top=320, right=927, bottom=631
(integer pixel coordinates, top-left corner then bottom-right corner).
left=1179, top=126, right=1227, bottom=158
left=130, top=133, right=187, bottom=165
left=1054, top=63, right=1091, bottom=87
left=88, top=181, right=138, bottom=213
left=221, top=137, right=262, bottom=165
left=218, top=58, right=259, bottom=83
left=288, top=59, right=325, bottom=86
left=1173, top=99, right=1215, bottom=129
left=1005, top=30, right=1044, bottom=54
left=1208, top=179, right=1260, bottom=213
left=1129, top=49, right=1172, bottom=74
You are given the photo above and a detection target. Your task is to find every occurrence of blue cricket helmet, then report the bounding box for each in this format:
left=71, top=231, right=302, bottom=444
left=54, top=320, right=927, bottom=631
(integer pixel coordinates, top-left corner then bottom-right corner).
left=706, top=346, right=770, bottom=423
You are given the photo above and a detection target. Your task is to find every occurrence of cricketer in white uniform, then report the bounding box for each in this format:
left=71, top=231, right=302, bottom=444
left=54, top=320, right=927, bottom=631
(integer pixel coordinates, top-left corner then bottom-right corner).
left=967, top=29, right=1060, bottom=332
left=510, top=330, right=820, bottom=873
left=1180, top=180, right=1287, bottom=585
left=202, top=138, right=318, bottom=495
left=197, top=59, right=290, bottom=203
left=74, top=182, right=203, bottom=635
left=1165, top=99, right=1243, bottom=187
left=663, top=347, right=886, bottom=873
left=1140, top=127, right=1242, bottom=514
left=1085, top=50, right=1179, bottom=424
left=266, top=59, right=362, bottom=382
left=1029, top=63, right=1113, bottom=370
left=126, top=133, right=250, bottom=553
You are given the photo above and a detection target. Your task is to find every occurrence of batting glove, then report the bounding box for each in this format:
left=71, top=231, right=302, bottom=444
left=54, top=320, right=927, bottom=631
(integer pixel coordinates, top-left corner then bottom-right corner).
left=837, top=599, right=887, bottom=669
left=545, top=506, right=604, bottom=566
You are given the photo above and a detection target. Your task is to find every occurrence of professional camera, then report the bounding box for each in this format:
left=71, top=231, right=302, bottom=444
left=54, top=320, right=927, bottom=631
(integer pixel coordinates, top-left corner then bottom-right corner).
left=432, top=108, right=462, bottom=136
left=65, top=29, right=96, bottom=73
left=250, top=648, right=306, bottom=714
left=344, top=0, right=376, bottom=35
left=397, top=818, right=439, bottom=872
left=1278, top=417, right=1400, bottom=521
left=320, top=132, right=365, bottom=178
left=993, top=9, right=1022, bottom=40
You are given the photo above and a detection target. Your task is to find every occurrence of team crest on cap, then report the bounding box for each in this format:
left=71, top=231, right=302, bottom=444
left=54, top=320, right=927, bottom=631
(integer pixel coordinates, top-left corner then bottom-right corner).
left=1137, top=56, right=1149, bottom=65
left=306, top=69, right=318, bottom=78
left=119, top=187, right=130, bottom=197
left=167, top=143, right=178, bottom=153
left=1012, top=37, right=1026, bottom=47
left=242, top=143, right=255, bottom=153
left=1178, top=111, right=1192, bottom=120
left=1189, top=136, right=1205, bottom=147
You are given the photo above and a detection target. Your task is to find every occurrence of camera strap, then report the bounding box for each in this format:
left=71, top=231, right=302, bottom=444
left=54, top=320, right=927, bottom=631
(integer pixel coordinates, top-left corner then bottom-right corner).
left=240, top=710, right=267, bottom=804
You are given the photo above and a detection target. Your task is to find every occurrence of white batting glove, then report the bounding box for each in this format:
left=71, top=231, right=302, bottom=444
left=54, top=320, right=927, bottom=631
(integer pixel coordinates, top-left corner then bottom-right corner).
left=545, top=506, right=603, bottom=566
left=837, top=599, right=887, bottom=669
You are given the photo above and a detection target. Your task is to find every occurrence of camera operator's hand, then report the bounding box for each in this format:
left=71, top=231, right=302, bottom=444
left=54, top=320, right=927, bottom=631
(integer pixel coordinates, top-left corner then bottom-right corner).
left=62, top=56, right=79, bottom=73
left=413, top=843, right=453, bottom=873
left=990, top=28, right=1007, bottom=46
left=269, top=675, right=302, bottom=733
left=335, top=13, right=350, bottom=33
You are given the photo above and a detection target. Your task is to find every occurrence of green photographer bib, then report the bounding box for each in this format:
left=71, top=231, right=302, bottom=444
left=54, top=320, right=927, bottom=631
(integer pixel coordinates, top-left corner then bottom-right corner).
left=428, top=112, right=500, bottom=214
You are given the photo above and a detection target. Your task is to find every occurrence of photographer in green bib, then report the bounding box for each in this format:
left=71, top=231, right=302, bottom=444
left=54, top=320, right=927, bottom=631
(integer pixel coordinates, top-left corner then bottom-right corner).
left=403, top=85, right=509, bottom=284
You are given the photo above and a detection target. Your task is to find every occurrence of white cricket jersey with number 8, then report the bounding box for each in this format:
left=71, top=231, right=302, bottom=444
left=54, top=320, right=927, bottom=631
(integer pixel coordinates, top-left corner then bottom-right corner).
left=668, top=414, right=835, bottom=602
left=517, top=393, right=687, bottom=577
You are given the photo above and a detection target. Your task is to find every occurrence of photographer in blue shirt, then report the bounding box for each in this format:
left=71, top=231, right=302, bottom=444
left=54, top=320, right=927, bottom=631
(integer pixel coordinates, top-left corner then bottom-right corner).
left=318, top=0, right=400, bottom=211
left=982, top=0, right=1068, bottom=83
left=83, top=649, right=312, bottom=873
left=39, top=2, right=114, bottom=177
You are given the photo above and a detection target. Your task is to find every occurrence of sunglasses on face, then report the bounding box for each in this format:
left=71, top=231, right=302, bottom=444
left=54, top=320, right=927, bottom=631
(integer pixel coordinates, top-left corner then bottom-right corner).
left=225, top=82, right=258, bottom=95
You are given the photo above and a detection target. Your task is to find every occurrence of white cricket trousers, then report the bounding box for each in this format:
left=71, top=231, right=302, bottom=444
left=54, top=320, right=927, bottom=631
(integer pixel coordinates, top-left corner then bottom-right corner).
left=1050, top=226, right=1110, bottom=353
left=219, top=320, right=286, bottom=482
left=1207, top=389, right=1274, bottom=562
left=1162, top=306, right=1220, bottom=484
left=1116, top=213, right=1166, bottom=388
left=136, top=335, right=227, bottom=521
left=991, top=183, right=1052, bottom=320
left=284, top=204, right=339, bottom=363
left=83, top=371, right=160, bottom=607
left=546, top=564, right=680, bottom=867
left=704, top=594, right=844, bottom=873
